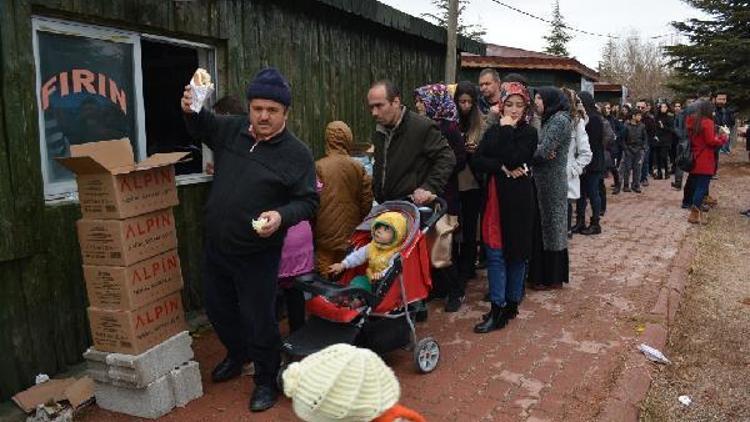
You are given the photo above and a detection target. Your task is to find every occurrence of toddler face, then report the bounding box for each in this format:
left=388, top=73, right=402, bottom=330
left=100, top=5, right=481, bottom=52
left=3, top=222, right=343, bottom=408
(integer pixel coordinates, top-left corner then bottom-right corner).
left=373, top=225, right=395, bottom=245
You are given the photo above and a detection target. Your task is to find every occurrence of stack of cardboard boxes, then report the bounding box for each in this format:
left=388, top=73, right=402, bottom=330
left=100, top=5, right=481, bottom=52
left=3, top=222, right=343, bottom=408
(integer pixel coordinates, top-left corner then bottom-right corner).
left=58, top=139, right=203, bottom=419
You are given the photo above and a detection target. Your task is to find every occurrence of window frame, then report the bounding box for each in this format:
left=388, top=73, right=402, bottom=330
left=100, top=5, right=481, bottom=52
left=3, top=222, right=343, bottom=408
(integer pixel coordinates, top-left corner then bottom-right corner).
left=32, top=17, right=218, bottom=203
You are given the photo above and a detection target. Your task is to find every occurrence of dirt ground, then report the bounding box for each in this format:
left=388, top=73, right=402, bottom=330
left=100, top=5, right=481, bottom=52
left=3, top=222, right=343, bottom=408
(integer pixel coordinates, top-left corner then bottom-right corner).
left=641, top=149, right=750, bottom=421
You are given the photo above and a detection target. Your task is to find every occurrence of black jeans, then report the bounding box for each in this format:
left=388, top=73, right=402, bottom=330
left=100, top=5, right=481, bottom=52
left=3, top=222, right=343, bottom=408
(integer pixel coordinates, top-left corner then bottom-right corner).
left=458, top=189, right=481, bottom=279
left=577, top=172, right=603, bottom=221
left=203, top=240, right=282, bottom=387
left=654, top=146, right=670, bottom=174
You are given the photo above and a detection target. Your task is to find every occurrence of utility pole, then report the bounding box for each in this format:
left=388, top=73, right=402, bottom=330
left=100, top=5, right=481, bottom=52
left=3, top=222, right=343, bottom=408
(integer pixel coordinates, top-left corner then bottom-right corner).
left=445, top=0, right=458, bottom=84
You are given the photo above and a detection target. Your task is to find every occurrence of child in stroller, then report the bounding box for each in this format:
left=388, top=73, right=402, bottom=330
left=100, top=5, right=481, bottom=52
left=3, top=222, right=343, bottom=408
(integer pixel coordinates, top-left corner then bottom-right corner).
left=283, top=199, right=445, bottom=374
left=327, top=211, right=408, bottom=308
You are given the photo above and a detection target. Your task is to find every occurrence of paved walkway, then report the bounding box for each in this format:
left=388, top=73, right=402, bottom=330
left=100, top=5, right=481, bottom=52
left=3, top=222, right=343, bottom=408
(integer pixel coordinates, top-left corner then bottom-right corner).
left=82, top=175, right=693, bottom=422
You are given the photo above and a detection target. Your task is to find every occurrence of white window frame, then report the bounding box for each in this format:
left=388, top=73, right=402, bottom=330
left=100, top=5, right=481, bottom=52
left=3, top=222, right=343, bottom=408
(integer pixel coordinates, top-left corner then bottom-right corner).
left=32, top=17, right=218, bottom=203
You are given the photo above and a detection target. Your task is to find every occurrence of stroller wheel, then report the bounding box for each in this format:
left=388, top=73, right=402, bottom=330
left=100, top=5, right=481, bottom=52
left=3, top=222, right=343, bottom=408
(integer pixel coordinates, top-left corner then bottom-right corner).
left=413, top=337, right=440, bottom=374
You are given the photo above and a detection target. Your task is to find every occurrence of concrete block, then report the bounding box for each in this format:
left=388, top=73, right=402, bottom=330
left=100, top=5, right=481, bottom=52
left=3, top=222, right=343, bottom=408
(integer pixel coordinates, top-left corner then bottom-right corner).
left=169, top=361, right=203, bottom=407
left=94, top=374, right=175, bottom=419
left=93, top=361, right=202, bottom=419
left=84, top=331, right=193, bottom=388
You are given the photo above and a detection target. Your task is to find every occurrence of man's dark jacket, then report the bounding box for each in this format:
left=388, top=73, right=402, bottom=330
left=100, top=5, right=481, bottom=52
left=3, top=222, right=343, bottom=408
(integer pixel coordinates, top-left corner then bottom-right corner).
left=185, top=110, right=318, bottom=255
left=371, top=108, right=456, bottom=203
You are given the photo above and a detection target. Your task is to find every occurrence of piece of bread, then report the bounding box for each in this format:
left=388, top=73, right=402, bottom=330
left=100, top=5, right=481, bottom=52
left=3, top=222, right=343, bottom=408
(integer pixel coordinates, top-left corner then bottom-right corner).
left=192, top=68, right=212, bottom=86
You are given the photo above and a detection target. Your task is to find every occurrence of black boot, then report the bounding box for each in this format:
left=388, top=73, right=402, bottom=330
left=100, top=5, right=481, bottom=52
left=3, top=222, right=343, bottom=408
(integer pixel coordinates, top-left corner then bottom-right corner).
left=581, top=218, right=602, bottom=235
left=571, top=214, right=585, bottom=234
left=474, top=303, right=508, bottom=333
left=504, top=301, right=519, bottom=320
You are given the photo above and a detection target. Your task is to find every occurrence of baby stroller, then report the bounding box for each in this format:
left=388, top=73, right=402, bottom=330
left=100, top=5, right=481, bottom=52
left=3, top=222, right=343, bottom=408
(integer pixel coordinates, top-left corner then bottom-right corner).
left=282, top=199, right=446, bottom=374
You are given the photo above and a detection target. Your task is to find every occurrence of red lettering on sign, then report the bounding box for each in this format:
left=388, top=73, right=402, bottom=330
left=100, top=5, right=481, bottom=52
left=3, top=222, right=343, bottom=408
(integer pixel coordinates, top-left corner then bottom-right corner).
left=72, top=69, right=96, bottom=94
left=39, top=69, right=129, bottom=114
left=41, top=76, right=57, bottom=111
left=60, top=72, right=69, bottom=96
left=98, top=73, right=107, bottom=96
left=110, top=79, right=127, bottom=115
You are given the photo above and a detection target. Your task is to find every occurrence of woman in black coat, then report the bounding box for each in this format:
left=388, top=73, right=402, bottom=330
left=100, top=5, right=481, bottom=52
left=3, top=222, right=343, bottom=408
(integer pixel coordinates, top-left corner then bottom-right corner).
left=470, top=81, right=537, bottom=333
left=654, top=102, right=676, bottom=179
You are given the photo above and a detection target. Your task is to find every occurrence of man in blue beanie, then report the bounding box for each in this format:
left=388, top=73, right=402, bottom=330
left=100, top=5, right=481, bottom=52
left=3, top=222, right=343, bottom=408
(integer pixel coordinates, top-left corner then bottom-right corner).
left=181, top=67, right=318, bottom=412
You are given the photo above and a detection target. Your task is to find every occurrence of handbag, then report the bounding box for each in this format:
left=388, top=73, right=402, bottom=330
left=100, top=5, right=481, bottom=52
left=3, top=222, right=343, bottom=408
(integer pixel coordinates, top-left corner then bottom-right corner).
left=427, top=214, right=459, bottom=269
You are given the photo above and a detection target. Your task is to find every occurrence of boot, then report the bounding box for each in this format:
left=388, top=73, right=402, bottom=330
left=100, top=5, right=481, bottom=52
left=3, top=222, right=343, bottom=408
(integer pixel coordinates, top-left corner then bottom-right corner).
left=688, top=206, right=701, bottom=224
left=581, top=218, right=602, bottom=235
left=474, top=303, right=508, bottom=333
left=704, top=195, right=718, bottom=208
left=504, top=301, right=519, bottom=320
left=571, top=214, right=586, bottom=234
left=612, top=185, right=621, bottom=195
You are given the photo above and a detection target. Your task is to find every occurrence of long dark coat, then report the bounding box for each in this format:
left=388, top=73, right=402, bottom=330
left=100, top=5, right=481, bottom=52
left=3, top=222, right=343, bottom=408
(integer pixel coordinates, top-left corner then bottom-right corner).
left=533, top=110, right=573, bottom=252
left=471, top=122, right=538, bottom=261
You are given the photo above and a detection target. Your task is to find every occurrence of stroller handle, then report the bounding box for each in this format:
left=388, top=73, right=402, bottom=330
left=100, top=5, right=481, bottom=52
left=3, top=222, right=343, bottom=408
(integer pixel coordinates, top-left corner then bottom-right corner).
left=418, top=196, right=448, bottom=231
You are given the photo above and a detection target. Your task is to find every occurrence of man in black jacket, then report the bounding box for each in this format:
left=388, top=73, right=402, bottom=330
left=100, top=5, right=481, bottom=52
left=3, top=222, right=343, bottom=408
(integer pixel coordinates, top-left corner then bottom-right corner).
left=367, top=80, right=455, bottom=205
left=181, top=67, right=318, bottom=413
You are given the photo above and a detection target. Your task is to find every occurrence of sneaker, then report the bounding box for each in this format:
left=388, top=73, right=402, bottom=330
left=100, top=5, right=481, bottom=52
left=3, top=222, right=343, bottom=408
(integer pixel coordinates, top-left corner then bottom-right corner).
left=445, top=295, right=465, bottom=313
left=633, top=187, right=643, bottom=193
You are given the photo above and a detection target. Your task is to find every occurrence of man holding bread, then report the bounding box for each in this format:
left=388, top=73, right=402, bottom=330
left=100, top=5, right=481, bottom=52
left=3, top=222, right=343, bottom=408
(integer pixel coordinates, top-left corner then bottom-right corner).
left=181, top=67, right=318, bottom=412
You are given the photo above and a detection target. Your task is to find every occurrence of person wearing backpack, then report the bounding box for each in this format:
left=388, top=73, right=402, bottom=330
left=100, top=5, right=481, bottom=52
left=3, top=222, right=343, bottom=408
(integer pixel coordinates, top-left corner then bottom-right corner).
left=685, top=101, right=728, bottom=224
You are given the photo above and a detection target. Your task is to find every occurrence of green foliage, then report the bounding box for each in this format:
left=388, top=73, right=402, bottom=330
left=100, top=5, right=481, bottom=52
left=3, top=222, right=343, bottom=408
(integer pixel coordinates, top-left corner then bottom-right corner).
left=665, top=0, right=750, bottom=111
left=543, top=0, right=573, bottom=57
left=421, top=0, right=487, bottom=42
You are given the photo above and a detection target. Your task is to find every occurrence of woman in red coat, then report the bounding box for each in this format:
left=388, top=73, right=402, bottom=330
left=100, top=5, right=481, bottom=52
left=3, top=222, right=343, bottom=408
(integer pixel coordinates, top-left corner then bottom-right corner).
left=686, top=100, right=728, bottom=224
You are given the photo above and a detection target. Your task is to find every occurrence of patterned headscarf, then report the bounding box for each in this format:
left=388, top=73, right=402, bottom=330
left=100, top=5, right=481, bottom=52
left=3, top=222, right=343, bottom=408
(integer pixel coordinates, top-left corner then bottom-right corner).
left=498, top=81, right=533, bottom=125
left=414, top=83, right=459, bottom=122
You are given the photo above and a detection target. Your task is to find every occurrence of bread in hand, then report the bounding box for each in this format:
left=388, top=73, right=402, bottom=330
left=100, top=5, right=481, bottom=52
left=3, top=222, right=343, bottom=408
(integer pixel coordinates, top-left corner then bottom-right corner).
left=192, top=68, right=212, bottom=86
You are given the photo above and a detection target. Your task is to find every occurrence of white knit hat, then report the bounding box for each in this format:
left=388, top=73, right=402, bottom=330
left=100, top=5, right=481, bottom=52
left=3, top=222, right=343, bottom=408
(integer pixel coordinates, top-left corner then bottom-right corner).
left=282, top=344, right=400, bottom=422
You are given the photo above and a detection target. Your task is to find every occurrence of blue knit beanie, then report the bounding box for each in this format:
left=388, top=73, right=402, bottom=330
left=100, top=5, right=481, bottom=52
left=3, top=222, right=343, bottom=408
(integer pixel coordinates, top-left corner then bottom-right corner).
left=246, top=67, right=292, bottom=107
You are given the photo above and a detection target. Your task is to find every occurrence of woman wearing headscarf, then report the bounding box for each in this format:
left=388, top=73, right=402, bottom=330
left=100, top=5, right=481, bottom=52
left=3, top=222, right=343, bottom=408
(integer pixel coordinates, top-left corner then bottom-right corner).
left=414, top=83, right=467, bottom=312
left=528, top=87, right=573, bottom=290
left=471, top=81, right=537, bottom=332
left=453, top=81, right=487, bottom=283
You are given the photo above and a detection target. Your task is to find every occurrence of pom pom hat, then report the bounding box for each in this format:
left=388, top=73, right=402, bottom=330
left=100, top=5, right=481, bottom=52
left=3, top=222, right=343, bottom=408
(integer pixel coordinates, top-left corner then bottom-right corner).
left=282, top=344, right=400, bottom=422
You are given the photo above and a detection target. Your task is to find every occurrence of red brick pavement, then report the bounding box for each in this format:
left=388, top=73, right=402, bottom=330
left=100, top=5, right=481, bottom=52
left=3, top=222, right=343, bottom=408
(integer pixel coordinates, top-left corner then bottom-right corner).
left=81, top=177, right=693, bottom=422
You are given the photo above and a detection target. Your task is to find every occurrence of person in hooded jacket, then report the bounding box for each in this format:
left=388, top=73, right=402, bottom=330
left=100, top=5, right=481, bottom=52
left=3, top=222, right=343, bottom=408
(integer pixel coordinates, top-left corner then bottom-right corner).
left=576, top=91, right=605, bottom=235
left=314, top=121, right=373, bottom=275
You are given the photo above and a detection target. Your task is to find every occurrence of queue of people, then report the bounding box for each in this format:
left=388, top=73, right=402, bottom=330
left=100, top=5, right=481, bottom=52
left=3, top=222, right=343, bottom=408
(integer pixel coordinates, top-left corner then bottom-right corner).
left=180, top=66, right=735, bottom=414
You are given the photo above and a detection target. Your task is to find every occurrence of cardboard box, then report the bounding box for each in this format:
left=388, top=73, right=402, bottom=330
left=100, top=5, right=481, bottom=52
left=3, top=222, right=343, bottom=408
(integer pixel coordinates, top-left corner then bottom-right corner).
left=83, top=249, right=183, bottom=311
left=88, top=291, right=186, bottom=355
left=57, top=139, right=188, bottom=220
left=77, top=208, right=178, bottom=266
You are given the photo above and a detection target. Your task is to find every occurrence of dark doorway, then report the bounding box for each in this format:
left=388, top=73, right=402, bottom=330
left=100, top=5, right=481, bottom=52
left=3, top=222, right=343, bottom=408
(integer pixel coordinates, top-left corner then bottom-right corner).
left=141, top=39, right=202, bottom=175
